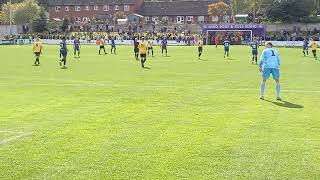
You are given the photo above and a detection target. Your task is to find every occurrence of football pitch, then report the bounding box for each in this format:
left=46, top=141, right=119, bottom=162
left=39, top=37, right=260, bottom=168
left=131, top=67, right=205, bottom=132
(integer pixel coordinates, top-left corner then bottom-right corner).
left=0, top=45, right=319, bottom=179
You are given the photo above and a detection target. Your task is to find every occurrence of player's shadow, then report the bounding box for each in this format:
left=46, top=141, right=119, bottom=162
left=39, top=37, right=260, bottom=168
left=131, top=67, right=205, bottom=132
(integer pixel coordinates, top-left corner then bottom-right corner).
left=143, top=67, right=151, bottom=69
left=227, top=58, right=237, bottom=61
left=199, top=59, right=209, bottom=61
left=264, top=100, right=304, bottom=109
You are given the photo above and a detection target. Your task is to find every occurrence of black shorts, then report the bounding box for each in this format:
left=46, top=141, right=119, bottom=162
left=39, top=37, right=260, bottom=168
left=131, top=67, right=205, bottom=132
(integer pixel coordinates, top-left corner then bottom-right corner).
left=198, top=47, right=203, bottom=52
left=140, top=54, right=147, bottom=58
left=35, top=52, right=41, bottom=57
left=100, top=45, right=105, bottom=49
left=60, top=50, right=68, bottom=58
left=312, top=50, right=317, bottom=54
left=148, top=47, right=153, bottom=50
left=134, top=48, right=139, bottom=53
left=252, top=50, right=258, bottom=56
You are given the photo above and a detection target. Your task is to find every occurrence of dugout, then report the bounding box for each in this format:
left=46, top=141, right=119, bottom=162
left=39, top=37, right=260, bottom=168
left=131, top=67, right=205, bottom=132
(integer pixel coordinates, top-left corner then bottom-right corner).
left=202, top=24, right=265, bottom=45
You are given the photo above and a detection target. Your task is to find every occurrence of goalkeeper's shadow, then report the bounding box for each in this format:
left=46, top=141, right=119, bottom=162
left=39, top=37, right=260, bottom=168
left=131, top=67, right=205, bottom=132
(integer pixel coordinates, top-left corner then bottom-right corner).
left=264, top=99, right=304, bottom=109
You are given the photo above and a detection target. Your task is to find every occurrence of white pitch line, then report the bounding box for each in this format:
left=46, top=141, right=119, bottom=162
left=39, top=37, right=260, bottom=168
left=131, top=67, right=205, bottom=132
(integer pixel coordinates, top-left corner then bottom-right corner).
left=0, top=82, right=320, bottom=93
left=1, top=76, right=320, bottom=93
left=0, top=130, right=26, bottom=134
left=0, top=132, right=32, bottom=145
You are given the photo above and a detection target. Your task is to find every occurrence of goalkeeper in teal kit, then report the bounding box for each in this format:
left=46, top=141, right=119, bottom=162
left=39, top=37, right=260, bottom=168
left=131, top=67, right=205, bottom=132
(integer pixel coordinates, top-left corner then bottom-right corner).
left=259, top=42, right=282, bottom=101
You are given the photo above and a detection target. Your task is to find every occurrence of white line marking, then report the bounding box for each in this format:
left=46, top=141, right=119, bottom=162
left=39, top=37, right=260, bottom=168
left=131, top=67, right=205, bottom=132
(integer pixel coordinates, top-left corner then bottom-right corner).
left=0, top=130, right=25, bottom=134
left=0, top=82, right=319, bottom=93
left=0, top=132, right=32, bottom=145
left=1, top=76, right=320, bottom=93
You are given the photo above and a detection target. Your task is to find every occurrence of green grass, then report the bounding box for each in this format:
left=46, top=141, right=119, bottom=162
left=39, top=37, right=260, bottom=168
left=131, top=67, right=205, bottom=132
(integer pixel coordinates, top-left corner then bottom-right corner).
left=0, top=44, right=319, bottom=179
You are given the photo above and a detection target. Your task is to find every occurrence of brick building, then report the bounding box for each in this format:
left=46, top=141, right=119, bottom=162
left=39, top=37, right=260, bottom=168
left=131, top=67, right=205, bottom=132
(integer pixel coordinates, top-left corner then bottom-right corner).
left=49, top=0, right=230, bottom=24
left=139, top=0, right=230, bottom=24
left=49, top=0, right=144, bottom=24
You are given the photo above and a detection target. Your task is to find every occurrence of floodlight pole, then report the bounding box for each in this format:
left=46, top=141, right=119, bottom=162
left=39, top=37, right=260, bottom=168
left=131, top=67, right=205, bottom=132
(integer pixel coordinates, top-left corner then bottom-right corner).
left=9, top=0, right=12, bottom=35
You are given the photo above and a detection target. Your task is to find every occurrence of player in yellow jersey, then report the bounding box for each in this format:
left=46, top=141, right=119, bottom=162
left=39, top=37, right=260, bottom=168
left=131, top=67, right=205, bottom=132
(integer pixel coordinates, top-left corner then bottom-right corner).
left=147, top=40, right=154, bottom=57
left=33, top=37, right=43, bottom=66
left=198, top=37, right=203, bottom=60
left=138, top=37, right=148, bottom=68
left=311, top=39, right=318, bottom=60
left=98, top=38, right=107, bottom=55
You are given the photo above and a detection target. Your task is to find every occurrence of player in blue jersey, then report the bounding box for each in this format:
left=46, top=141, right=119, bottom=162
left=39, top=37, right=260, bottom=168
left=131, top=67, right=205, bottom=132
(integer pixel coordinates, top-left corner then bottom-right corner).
left=250, top=39, right=259, bottom=64
left=259, top=42, right=281, bottom=101
left=110, top=37, right=116, bottom=55
left=303, top=37, right=309, bottom=56
left=223, top=38, right=231, bottom=58
left=59, top=37, right=68, bottom=68
left=73, top=37, right=80, bottom=58
left=161, top=38, right=168, bottom=56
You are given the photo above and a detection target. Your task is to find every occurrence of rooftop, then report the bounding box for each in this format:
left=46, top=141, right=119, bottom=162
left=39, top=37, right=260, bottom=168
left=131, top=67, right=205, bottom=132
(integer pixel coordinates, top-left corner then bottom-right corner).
left=139, top=0, right=225, bottom=16
left=49, top=0, right=137, bottom=6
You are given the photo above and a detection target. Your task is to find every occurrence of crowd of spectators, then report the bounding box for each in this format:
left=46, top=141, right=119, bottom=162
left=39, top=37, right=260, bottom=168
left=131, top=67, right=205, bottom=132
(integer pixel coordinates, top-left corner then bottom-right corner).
left=2, top=26, right=320, bottom=44
left=265, top=29, right=320, bottom=41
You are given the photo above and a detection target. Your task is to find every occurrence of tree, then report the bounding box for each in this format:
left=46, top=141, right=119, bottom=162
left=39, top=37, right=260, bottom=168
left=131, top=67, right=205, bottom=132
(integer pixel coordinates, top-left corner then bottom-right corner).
left=0, top=2, right=19, bottom=24
left=32, top=7, right=47, bottom=32
left=61, top=17, right=69, bottom=32
left=232, top=0, right=270, bottom=22
left=0, top=0, right=24, bottom=5
left=208, top=1, right=230, bottom=23
left=0, top=0, right=40, bottom=25
left=14, top=0, right=40, bottom=25
left=266, top=0, right=314, bottom=23
left=312, top=0, right=320, bottom=15
left=114, top=11, right=126, bottom=23
left=37, top=0, right=50, bottom=10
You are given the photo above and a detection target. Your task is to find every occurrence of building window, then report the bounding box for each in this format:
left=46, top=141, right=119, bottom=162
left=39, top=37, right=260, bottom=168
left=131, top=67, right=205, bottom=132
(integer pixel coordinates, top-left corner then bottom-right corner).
left=176, top=16, right=184, bottom=24
left=212, top=16, right=218, bottom=22
left=75, top=17, right=81, bottom=22
left=152, top=16, right=159, bottom=22
left=114, top=5, right=119, bottom=10
left=103, top=5, right=109, bottom=11
left=224, top=15, right=230, bottom=22
left=85, top=6, right=89, bottom=11
left=64, top=6, right=69, bottom=11
left=124, top=5, right=130, bottom=11
left=55, top=6, right=61, bottom=12
left=145, top=17, right=150, bottom=22
left=198, top=16, right=204, bottom=22
left=94, top=5, right=98, bottom=11
left=83, top=17, right=89, bottom=22
left=162, top=16, right=168, bottom=21
left=75, top=6, right=81, bottom=11
left=187, top=16, right=193, bottom=22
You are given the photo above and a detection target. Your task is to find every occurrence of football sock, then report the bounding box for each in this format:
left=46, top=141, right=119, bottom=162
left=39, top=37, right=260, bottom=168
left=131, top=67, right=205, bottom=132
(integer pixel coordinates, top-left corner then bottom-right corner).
left=261, top=82, right=266, bottom=97
left=276, top=82, right=281, bottom=97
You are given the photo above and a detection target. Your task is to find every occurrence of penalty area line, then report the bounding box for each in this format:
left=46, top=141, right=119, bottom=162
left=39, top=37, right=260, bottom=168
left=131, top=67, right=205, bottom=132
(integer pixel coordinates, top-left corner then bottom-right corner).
left=0, top=81, right=320, bottom=93
left=0, top=130, right=27, bottom=134
left=0, top=132, right=32, bottom=145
